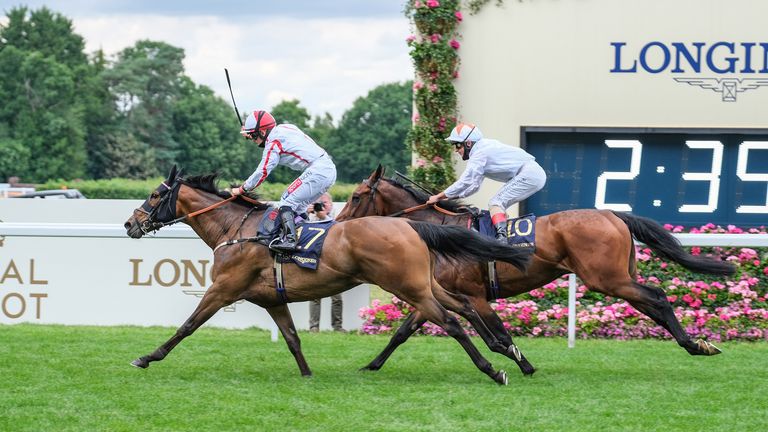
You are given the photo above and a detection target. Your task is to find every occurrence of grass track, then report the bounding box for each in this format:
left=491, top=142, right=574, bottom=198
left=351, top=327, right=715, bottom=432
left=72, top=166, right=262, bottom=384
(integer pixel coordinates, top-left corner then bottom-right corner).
left=1, top=324, right=767, bottom=431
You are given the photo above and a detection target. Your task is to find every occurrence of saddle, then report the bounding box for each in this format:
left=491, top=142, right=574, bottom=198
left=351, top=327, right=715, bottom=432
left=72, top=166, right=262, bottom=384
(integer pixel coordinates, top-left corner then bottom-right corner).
left=256, top=206, right=337, bottom=270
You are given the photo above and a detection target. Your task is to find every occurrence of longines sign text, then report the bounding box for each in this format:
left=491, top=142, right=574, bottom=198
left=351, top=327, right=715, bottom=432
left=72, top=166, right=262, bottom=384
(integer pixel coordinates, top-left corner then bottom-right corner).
left=610, top=41, right=768, bottom=101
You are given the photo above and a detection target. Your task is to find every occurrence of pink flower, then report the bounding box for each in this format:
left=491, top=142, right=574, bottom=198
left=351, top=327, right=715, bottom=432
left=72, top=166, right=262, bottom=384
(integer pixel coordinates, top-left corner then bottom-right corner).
left=660, top=262, right=667, bottom=269
left=691, top=246, right=701, bottom=256
left=667, top=295, right=678, bottom=303
left=449, top=39, right=460, bottom=49
left=754, top=260, right=761, bottom=266
left=432, top=156, right=444, bottom=163
left=430, top=33, right=441, bottom=43
left=763, top=267, right=768, bottom=276
left=455, top=10, right=463, bottom=21
left=414, top=1, right=423, bottom=7
left=428, top=83, right=438, bottom=92
left=663, top=224, right=674, bottom=231
left=412, top=112, right=420, bottom=123
left=426, top=0, right=440, bottom=8
left=415, top=158, right=426, bottom=168
left=405, top=34, right=416, bottom=43
left=413, top=81, right=424, bottom=90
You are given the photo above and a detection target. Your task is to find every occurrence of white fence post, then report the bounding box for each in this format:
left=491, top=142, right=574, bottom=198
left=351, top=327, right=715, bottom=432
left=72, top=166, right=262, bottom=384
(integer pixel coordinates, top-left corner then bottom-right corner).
left=568, top=273, right=576, bottom=348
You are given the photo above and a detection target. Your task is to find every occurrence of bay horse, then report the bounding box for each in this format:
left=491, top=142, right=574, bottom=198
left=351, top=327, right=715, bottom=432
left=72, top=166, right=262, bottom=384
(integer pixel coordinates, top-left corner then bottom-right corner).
left=123, top=166, right=533, bottom=384
left=336, top=166, right=736, bottom=374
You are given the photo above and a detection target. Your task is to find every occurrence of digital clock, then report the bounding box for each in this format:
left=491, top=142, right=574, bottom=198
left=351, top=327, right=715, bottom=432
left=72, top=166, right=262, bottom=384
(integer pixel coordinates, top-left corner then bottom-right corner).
left=521, top=127, right=768, bottom=227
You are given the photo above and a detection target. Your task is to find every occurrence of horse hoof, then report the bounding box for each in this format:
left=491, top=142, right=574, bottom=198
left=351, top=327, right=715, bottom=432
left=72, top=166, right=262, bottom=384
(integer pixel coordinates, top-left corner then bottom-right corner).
left=494, top=370, right=508, bottom=386
left=697, top=339, right=722, bottom=356
left=522, top=367, right=537, bottom=377
left=131, top=358, right=149, bottom=369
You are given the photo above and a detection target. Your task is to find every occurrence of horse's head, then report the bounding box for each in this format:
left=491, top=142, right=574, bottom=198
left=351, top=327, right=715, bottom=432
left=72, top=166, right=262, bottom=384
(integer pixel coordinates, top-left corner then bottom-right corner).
left=124, top=165, right=183, bottom=238
left=337, top=165, right=398, bottom=220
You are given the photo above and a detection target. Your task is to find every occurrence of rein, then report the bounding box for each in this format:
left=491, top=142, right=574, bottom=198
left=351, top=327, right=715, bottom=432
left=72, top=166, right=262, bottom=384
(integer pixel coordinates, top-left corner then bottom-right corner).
left=139, top=178, right=240, bottom=234
left=388, top=203, right=463, bottom=218
left=182, top=195, right=238, bottom=220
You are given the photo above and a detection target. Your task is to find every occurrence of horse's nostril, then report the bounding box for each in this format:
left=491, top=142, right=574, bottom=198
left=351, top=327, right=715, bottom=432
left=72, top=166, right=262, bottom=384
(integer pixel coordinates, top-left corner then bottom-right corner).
left=124, top=221, right=132, bottom=230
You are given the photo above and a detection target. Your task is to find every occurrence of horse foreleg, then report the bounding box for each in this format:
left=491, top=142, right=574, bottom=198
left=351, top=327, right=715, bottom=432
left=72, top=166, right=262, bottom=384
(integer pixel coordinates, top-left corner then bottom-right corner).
left=265, top=304, right=312, bottom=377
left=131, top=289, right=234, bottom=369
left=360, top=312, right=426, bottom=371
left=615, top=281, right=722, bottom=356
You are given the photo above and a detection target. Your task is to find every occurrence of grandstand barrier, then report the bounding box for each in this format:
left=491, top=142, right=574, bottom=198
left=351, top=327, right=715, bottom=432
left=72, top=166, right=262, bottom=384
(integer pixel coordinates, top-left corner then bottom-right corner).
left=0, top=199, right=369, bottom=339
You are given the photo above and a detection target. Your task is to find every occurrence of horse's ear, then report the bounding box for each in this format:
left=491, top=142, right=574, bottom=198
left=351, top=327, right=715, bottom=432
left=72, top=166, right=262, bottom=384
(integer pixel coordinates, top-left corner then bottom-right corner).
left=372, top=164, right=384, bottom=180
left=167, top=165, right=178, bottom=182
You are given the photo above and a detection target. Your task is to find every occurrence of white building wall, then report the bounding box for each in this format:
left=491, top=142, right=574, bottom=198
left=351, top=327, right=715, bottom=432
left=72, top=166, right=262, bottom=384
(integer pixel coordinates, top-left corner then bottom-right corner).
left=453, top=0, right=768, bottom=213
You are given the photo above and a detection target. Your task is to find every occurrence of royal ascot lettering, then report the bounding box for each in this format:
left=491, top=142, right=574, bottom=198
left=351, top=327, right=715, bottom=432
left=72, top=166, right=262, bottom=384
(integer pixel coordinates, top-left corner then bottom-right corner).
left=0, top=259, right=49, bottom=285
left=610, top=41, right=768, bottom=74
left=129, top=258, right=211, bottom=288
left=0, top=259, right=49, bottom=319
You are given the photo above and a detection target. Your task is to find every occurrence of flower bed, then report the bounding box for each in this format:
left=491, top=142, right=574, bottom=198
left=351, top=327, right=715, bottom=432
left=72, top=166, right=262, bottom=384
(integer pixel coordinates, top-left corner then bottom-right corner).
left=359, top=224, right=768, bottom=341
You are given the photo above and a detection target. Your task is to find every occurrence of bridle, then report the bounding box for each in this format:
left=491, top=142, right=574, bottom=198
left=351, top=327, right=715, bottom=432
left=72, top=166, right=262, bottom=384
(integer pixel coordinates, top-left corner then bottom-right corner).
left=360, top=176, right=465, bottom=219
left=135, top=177, right=236, bottom=235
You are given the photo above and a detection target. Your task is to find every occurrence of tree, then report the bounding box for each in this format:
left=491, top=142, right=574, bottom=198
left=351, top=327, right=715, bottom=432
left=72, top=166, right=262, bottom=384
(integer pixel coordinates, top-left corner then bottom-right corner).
left=172, top=77, right=253, bottom=180
left=0, top=7, right=92, bottom=181
left=325, top=81, right=413, bottom=182
left=309, top=113, right=335, bottom=147
left=103, top=40, right=186, bottom=177
left=271, top=99, right=311, bottom=129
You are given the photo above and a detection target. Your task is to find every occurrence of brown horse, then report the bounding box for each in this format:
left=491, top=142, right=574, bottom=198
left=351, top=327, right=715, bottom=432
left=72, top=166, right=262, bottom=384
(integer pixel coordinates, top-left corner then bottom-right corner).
left=336, top=166, right=736, bottom=374
left=123, top=166, right=533, bottom=384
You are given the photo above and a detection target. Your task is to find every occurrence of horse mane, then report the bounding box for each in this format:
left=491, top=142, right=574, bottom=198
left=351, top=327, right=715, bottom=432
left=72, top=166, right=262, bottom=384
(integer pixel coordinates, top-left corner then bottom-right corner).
left=385, top=178, right=470, bottom=213
left=180, top=173, right=270, bottom=210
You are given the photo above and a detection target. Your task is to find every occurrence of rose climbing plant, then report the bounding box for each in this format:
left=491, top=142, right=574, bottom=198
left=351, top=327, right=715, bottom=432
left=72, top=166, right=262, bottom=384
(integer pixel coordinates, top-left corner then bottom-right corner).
left=405, top=0, right=464, bottom=190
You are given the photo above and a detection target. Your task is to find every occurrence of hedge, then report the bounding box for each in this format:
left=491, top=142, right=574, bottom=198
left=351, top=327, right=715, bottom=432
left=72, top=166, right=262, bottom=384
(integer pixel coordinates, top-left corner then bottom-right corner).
left=36, top=178, right=359, bottom=201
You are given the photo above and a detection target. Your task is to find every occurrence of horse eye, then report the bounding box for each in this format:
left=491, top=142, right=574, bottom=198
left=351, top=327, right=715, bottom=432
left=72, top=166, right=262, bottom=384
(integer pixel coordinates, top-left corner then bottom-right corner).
left=351, top=196, right=360, bottom=204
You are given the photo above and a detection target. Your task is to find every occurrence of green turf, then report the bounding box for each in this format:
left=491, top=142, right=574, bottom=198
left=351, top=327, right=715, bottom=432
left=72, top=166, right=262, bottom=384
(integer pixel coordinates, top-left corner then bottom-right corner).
left=1, top=324, right=766, bottom=431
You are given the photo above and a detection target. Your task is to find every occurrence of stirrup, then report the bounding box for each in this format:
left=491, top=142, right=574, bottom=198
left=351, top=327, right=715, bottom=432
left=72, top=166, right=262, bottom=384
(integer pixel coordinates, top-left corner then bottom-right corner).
left=269, top=238, right=298, bottom=253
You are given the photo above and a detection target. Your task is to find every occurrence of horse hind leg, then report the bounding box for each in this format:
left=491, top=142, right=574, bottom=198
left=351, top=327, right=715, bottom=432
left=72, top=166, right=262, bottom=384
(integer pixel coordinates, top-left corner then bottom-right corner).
left=610, top=280, right=721, bottom=356
left=431, top=287, right=536, bottom=376
left=403, top=288, right=508, bottom=385
left=360, top=311, right=427, bottom=372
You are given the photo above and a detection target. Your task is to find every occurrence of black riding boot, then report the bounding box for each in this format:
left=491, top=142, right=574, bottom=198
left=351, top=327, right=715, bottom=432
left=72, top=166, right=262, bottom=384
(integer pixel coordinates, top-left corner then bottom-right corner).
left=493, top=220, right=508, bottom=243
left=271, top=206, right=299, bottom=253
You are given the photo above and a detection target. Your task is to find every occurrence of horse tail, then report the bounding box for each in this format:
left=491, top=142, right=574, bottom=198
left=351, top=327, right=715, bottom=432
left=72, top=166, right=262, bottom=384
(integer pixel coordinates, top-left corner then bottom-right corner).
left=407, top=221, right=531, bottom=272
left=611, top=211, right=736, bottom=276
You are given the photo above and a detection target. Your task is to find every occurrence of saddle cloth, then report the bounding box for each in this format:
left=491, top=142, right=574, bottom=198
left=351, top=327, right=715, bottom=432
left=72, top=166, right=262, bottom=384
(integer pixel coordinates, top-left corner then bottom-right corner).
left=474, top=210, right=536, bottom=249
left=257, top=207, right=336, bottom=270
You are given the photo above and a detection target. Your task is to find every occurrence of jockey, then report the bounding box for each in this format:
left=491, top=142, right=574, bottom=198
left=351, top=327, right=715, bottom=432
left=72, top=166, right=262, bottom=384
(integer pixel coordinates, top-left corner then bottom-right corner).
left=426, top=123, right=546, bottom=242
left=232, top=109, right=337, bottom=252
